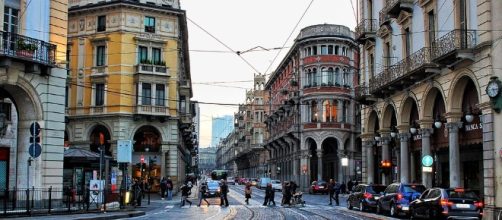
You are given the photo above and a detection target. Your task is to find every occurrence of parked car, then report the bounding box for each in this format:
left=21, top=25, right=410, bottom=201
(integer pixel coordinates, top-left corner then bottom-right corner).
left=238, top=178, right=248, bottom=185
left=347, top=184, right=387, bottom=212
left=250, top=178, right=258, bottom=187
left=227, top=177, right=236, bottom=185
left=376, top=183, right=426, bottom=217
left=410, top=187, right=483, bottom=220
left=271, top=180, right=282, bottom=191
left=258, top=177, right=271, bottom=189
left=206, top=180, right=221, bottom=197
left=309, top=180, right=329, bottom=194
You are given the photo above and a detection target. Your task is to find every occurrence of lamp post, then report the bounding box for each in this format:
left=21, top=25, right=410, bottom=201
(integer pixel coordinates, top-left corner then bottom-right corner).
left=341, top=157, right=348, bottom=185
left=145, top=146, right=151, bottom=205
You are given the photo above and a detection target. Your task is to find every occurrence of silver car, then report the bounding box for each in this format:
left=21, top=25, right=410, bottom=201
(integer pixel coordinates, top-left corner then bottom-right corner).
left=271, top=180, right=282, bottom=191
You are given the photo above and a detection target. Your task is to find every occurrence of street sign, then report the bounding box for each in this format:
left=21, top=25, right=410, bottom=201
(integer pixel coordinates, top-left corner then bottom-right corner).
left=29, top=122, right=40, bottom=136
left=117, top=140, right=132, bottom=163
left=422, top=155, right=433, bottom=167
left=29, top=143, right=42, bottom=158
left=422, top=166, right=433, bottom=172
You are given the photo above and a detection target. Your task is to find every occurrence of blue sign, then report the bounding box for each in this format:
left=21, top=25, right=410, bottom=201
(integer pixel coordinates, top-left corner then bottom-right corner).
left=117, top=140, right=132, bottom=163
left=422, top=155, right=433, bottom=167
left=29, top=143, right=42, bottom=158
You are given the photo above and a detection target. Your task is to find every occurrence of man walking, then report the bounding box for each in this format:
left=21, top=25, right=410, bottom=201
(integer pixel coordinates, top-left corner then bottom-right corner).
left=220, top=180, right=229, bottom=207
left=333, top=179, right=341, bottom=206
left=198, top=182, right=210, bottom=207
left=266, top=183, right=276, bottom=206
left=166, top=177, right=173, bottom=200
left=328, top=179, right=335, bottom=205
left=160, top=177, right=167, bottom=200
left=180, top=184, right=192, bottom=207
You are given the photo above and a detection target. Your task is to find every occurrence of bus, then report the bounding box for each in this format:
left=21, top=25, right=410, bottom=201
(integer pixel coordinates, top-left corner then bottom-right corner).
left=211, top=170, right=228, bottom=181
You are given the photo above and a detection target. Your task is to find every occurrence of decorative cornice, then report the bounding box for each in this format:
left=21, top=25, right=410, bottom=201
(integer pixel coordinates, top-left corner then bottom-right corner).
left=446, top=122, right=463, bottom=133
left=377, top=25, right=392, bottom=39
left=396, top=11, right=412, bottom=26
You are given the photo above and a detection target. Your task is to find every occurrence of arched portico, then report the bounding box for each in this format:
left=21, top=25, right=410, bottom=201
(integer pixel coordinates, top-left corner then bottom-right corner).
left=132, top=125, right=162, bottom=192
left=306, top=138, right=318, bottom=183
left=321, top=137, right=339, bottom=181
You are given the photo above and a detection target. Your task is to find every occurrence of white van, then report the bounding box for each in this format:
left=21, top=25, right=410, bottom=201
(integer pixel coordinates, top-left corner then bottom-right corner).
left=258, top=177, right=271, bottom=189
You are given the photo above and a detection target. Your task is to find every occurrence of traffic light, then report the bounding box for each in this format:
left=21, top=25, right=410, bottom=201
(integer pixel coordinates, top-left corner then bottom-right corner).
left=380, top=160, right=392, bottom=168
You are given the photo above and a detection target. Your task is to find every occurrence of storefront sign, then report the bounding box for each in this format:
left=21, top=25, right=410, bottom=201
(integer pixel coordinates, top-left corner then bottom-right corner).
left=464, top=123, right=482, bottom=132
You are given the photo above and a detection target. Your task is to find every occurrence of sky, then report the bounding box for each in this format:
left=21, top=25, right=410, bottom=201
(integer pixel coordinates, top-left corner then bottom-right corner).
left=180, top=0, right=357, bottom=147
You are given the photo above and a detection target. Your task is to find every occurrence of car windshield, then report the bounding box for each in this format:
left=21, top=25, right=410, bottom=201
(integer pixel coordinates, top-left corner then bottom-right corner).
left=207, top=182, right=219, bottom=187
left=272, top=180, right=281, bottom=184
left=367, top=186, right=386, bottom=194
left=403, top=185, right=426, bottom=193
left=447, top=189, right=479, bottom=200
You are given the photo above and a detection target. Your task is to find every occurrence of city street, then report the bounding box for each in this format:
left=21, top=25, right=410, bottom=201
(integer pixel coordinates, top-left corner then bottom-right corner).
left=130, top=185, right=399, bottom=220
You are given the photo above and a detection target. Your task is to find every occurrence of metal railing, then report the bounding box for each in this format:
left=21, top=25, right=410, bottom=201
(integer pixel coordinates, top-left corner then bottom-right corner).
left=0, top=31, right=56, bottom=66
left=379, top=11, right=391, bottom=26
left=135, top=105, right=168, bottom=115
left=355, top=19, right=377, bottom=40
left=431, top=29, right=477, bottom=60
left=0, top=187, right=123, bottom=217
left=137, top=64, right=168, bottom=75
left=380, top=0, right=413, bottom=16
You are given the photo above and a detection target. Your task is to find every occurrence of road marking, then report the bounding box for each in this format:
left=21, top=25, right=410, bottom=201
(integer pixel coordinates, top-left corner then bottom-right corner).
left=287, top=208, right=309, bottom=219
left=165, top=205, right=174, bottom=209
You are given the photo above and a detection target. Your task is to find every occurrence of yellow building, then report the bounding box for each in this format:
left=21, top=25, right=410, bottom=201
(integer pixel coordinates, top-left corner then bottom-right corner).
left=65, top=0, right=194, bottom=192
left=0, top=0, right=68, bottom=189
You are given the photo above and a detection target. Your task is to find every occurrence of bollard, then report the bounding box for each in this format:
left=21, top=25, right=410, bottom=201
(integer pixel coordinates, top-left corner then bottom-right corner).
left=48, top=186, right=52, bottom=213
left=3, top=189, right=7, bottom=215
left=25, top=188, right=30, bottom=215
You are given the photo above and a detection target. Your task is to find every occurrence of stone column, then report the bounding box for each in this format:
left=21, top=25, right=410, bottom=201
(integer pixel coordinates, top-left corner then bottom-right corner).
left=447, top=121, right=463, bottom=188
left=366, top=142, right=375, bottom=184
left=317, top=149, right=323, bottom=181
left=420, top=128, right=433, bottom=188
left=399, top=132, right=411, bottom=183
left=380, top=134, right=391, bottom=185
left=300, top=150, right=310, bottom=191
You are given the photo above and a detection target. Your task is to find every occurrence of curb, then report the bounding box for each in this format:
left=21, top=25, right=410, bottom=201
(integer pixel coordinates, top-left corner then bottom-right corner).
left=335, top=208, right=399, bottom=220
left=73, top=211, right=145, bottom=220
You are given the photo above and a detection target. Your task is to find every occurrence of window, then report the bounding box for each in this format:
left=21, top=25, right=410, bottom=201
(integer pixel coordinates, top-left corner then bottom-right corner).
left=369, top=54, right=375, bottom=77
left=95, top=83, right=105, bottom=106
left=335, top=68, right=341, bottom=85
left=312, top=68, right=318, bottom=85
left=152, top=48, right=161, bottom=65
left=96, top=45, right=106, bottom=66
left=428, top=10, right=436, bottom=47
left=328, top=45, right=333, bottom=54
left=65, top=86, right=69, bottom=107
left=368, top=0, right=373, bottom=20
left=312, top=46, right=318, bottom=55
left=320, top=45, right=328, bottom=55
left=138, top=46, right=148, bottom=63
left=311, top=101, right=318, bottom=122
left=142, top=83, right=152, bottom=105
left=144, top=16, right=155, bottom=33
left=384, top=42, right=391, bottom=67
left=180, top=95, right=186, bottom=113
left=335, top=46, right=339, bottom=55
left=97, top=15, right=106, bottom=32
left=328, top=68, right=334, bottom=84
left=3, top=7, right=18, bottom=33
left=321, top=68, right=329, bottom=85
left=404, top=28, right=411, bottom=57
left=155, top=84, right=165, bottom=106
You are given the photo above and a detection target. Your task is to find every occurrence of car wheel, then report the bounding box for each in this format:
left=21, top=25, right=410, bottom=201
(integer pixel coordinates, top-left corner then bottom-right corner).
left=390, top=203, right=398, bottom=217
left=347, top=199, right=353, bottom=210
left=359, top=201, right=365, bottom=212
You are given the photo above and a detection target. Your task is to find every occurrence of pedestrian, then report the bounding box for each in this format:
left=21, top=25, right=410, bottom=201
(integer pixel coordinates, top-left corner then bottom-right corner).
left=328, top=179, right=335, bottom=205
left=282, top=181, right=291, bottom=206
left=160, top=177, right=167, bottom=200
left=244, top=182, right=252, bottom=205
left=198, top=182, right=210, bottom=207
left=166, top=177, right=173, bottom=200
left=290, top=181, right=297, bottom=194
left=220, top=180, right=229, bottom=207
left=266, top=183, right=276, bottom=206
left=180, top=184, right=192, bottom=207
left=281, top=182, right=286, bottom=206
left=340, top=182, right=346, bottom=194
left=333, top=180, right=341, bottom=206
left=132, top=179, right=142, bottom=207
left=347, top=179, right=353, bottom=194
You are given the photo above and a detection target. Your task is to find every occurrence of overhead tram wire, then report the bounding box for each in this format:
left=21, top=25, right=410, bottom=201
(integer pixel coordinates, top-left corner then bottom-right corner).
left=264, top=0, right=315, bottom=76
left=186, top=17, right=261, bottom=74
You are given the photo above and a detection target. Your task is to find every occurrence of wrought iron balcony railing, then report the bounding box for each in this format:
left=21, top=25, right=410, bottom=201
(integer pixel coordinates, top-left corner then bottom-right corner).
left=0, top=31, right=56, bottom=67
left=379, top=11, right=391, bottom=27
left=355, top=19, right=377, bottom=42
left=381, top=0, right=413, bottom=18
left=431, top=29, right=477, bottom=63
left=136, top=64, right=169, bottom=76
left=369, top=47, right=436, bottom=94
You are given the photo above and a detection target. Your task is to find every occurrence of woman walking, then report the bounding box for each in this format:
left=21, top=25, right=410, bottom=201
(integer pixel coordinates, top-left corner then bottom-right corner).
left=244, top=182, right=252, bottom=205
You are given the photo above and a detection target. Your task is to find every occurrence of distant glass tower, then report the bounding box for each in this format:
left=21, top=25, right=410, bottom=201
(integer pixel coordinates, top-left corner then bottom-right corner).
left=211, top=115, right=234, bottom=147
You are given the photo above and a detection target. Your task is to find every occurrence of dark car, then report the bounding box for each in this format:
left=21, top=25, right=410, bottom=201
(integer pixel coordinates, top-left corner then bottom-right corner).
left=410, top=188, right=483, bottom=220
left=206, top=181, right=221, bottom=197
left=376, top=183, right=426, bottom=217
left=347, top=184, right=387, bottom=211
left=309, top=180, right=329, bottom=194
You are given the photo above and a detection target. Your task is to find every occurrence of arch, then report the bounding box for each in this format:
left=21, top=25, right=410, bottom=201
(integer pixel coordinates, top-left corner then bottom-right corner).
left=448, top=72, right=481, bottom=113
left=381, top=103, right=397, bottom=130
left=85, top=122, right=113, bottom=142
left=399, top=96, right=420, bottom=126
left=421, top=85, right=446, bottom=120
left=0, top=79, right=43, bottom=122
left=89, top=124, right=112, bottom=155
left=366, top=110, right=379, bottom=133
left=133, top=125, right=162, bottom=152
left=130, top=123, right=167, bottom=142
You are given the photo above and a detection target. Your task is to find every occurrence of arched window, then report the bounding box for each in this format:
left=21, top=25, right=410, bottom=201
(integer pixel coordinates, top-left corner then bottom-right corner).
left=344, top=69, right=351, bottom=87
left=306, top=69, right=312, bottom=86
left=328, top=67, right=334, bottom=85
left=321, top=68, right=329, bottom=85
left=335, top=45, right=339, bottom=55
left=311, top=100, right=318, bottom=122
left=328, top=45, right=333, bottom=54
left=330, top=100, right=338, bottom=122
left=307, top=47, right=312, bottom=56
left=335, top=68, right=341, bottom=86
left=323, top=100, right=330, bottom=122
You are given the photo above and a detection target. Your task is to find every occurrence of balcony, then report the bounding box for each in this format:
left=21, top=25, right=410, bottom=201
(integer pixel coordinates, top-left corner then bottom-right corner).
left=369, top=47, right=440, bottom=97
left=379, top=11, right=392, bottom=27
left=355, top=19, right=377, bottom=43
left=431, top=29, right=477, bottom=67
left=0, top=31, right=56, bottom=69
left=90, top=106, right=106, bottom=114
left=354, top=85, right=376, bottom=105
left=134, top=105, right=168, bottom=116
left=303, top=55, right=350, bottom=66
left=381, top=0, right=413, bottom=18
left=136, top=64, right=169, bottom=76
left=180, top=113, right=192, bottom=125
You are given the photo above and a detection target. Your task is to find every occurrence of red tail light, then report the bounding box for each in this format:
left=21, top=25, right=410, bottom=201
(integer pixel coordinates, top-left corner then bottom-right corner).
left=440, top=199, right=453, bottom=206
left=396, top=193, right=403, bottom=200
left=475, top=202, right=484, bottom=208
left=364, top=192, right=373, bottom=199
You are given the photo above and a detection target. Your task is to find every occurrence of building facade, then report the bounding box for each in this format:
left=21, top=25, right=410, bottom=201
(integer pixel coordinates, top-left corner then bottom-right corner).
left=65, top=0, right=195, bottom=192
left=356, top=0, right=502, bottom=218
left=211, top=115, right=233, bottom=147
left=0, top=0, right=68, bottom=189
left=198, top=146, right=216, bottom=175
left=216, top=131, right=237, bottom=177
left=264, top=24, right=360, bottom=191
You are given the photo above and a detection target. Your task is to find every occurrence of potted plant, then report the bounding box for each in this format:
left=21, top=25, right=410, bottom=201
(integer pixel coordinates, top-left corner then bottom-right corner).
left=140, top=59, right=152, bottom=65
left=16, top=39, right=38, bottom=57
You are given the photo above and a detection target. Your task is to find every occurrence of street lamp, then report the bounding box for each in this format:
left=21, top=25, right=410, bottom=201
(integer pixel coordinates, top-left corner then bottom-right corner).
left=341, top=157, right=349, bottom=184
